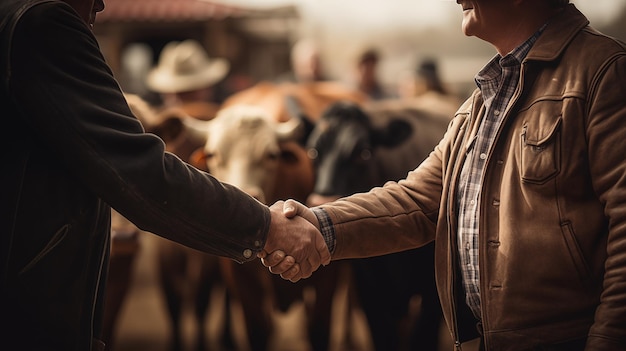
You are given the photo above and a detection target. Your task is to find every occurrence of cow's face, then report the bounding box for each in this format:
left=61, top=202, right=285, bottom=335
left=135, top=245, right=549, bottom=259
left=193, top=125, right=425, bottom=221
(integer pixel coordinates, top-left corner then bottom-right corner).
left=306, top=102, right=412, bottom=206
left=203, top=106, right=282, bottom=204
left=306, top=103, right=377, bottom=206
left=188, top=105, right=306, bottom=205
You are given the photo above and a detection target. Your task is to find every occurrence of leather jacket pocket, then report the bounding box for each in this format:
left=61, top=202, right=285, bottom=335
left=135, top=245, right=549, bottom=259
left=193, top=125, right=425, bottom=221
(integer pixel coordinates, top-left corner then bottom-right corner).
left=560, top=221, right=592, bottom=284
left=520, top=114, right=562, bottom=184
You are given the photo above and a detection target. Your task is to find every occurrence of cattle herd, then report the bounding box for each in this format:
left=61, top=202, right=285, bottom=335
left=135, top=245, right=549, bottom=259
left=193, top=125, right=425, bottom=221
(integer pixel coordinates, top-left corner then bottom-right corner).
left=105, top=80, right=456, bottom=351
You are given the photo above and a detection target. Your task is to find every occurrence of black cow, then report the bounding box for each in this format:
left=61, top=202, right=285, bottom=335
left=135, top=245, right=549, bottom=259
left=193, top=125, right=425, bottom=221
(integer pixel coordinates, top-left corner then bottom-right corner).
left=305, top=100, right=453, bottom=351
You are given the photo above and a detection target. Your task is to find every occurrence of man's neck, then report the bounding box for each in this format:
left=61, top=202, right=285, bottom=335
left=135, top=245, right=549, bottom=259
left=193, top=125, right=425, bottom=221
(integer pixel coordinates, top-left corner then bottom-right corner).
left=490, top=7, right=562, bottom=56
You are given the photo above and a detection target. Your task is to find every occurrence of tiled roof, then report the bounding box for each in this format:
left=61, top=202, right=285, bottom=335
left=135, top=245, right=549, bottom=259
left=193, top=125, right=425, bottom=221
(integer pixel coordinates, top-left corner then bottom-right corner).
left=96, top=0, right=251, bottom=23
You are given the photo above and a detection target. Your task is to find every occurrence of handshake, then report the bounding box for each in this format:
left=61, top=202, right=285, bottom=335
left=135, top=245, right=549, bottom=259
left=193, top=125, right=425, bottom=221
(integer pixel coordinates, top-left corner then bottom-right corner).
left=259, top=199, right=332, bottom=283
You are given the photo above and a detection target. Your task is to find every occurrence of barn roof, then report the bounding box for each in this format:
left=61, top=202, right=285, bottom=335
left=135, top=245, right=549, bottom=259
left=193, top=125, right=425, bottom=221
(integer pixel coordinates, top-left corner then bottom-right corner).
left=96, top=0, right=252, bottom=23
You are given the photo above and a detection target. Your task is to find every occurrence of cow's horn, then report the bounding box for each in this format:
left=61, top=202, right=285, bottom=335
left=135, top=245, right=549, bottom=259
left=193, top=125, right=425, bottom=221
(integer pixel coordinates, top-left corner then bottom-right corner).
left=275, top=116, right=304, bottom=142
left=182, top=116, right=212, bottom=141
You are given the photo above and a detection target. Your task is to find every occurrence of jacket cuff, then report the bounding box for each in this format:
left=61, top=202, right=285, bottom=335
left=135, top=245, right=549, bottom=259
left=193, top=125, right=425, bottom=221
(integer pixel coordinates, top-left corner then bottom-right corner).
left=312, top=207, right=336, bottom=254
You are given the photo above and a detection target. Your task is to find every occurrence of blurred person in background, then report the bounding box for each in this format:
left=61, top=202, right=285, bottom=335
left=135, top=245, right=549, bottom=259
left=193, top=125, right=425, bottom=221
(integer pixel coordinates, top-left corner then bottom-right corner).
left=353, top=47, right=388, bottom=100
left=278, top=38, right=328, bottom=83
left=146, top=39, right=230, bottom=121
left=396, top=57, right=462, bottom=117
left=0, top=1, right=330, bottom=350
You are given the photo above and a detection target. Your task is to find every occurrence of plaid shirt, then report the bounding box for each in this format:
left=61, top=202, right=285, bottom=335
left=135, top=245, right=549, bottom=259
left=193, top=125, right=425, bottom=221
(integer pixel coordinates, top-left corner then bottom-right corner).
left=457, top=26, right=545, bottom=319
left=313, top=25, right=546, bottom=320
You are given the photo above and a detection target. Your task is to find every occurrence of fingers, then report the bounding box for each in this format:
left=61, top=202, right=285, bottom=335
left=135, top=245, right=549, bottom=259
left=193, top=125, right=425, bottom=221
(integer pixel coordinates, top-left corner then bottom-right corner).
left=260, top=251, right=303, bottom=281
left=269, top=255, right=297, bottom=275
left=260, top=249, right=285, bottom=267
left=263, top=198, right=329, bottom=281
left=281, top=262, right=304, bottom=282
left=260, top=250, right=302, bottom=278
left=261, top=250, right=312, bottom=282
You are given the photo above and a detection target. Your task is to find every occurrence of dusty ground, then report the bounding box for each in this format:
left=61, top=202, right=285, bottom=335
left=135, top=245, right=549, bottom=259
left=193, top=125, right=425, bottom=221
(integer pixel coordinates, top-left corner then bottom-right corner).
left=109, top=233, right=479, bottom=351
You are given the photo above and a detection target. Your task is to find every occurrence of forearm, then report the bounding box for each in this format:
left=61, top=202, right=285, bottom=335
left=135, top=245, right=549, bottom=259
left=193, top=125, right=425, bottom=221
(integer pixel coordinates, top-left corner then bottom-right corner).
left=318, top=170, right=440, bottom=260
left=10, top=2, right=270, bottom=262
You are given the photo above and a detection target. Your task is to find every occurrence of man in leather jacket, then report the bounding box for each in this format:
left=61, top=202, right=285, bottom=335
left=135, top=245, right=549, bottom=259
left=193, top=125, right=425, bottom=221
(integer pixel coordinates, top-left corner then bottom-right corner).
left=265, top=0, right=626, bottom=350
left=0, top=0, right=330, bottom=350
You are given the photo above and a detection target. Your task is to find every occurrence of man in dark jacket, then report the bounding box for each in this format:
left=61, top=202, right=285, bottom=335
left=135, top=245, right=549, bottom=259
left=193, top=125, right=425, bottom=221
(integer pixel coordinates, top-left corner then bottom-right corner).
left=0, top=0, right=330, bottom=350
left=266, top=0, right=626, bottom=350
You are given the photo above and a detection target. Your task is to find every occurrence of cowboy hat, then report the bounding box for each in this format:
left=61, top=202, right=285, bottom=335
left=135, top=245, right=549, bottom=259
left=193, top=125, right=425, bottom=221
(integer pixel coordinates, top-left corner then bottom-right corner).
left=146, top=40, right=229, bottom=93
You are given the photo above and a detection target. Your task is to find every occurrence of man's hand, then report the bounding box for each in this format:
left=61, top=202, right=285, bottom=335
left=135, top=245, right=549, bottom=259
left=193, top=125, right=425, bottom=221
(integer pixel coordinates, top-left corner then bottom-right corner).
left=259, top=200, right=330, bottom=282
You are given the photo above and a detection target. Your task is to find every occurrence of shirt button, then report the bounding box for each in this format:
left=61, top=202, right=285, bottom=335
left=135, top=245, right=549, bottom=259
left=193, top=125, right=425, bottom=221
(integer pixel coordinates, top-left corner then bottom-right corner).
left=494, top=110, right=501, bottom=116
left=479, top=153, right=487, bottom=160
left=254, top=240, right=261, bottom=248
left=243, top=249, right=252, bottom=259
left=470, top=199, right=475, bottom=205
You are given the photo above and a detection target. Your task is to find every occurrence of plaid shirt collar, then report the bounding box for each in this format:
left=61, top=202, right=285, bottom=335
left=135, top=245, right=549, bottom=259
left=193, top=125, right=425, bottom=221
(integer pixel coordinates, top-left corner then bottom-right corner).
left=475, top=24, right=545, bottom=105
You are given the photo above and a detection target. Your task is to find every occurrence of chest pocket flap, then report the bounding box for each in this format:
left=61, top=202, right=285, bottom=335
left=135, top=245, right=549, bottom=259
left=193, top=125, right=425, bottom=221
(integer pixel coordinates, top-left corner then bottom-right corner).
left=521, top=112, right=562, bottom=184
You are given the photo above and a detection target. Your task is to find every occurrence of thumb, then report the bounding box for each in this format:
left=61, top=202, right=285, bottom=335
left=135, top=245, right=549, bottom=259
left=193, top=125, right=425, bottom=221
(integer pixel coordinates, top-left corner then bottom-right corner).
left=284, top=199, right=320, bottom=230
left=283, top=199, right=304, bottom=218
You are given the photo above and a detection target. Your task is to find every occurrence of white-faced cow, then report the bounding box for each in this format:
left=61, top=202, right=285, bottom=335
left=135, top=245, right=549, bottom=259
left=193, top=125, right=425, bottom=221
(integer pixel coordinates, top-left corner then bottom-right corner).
left=120, top=82, right=365, bottom=351
left=183, top=82, right=364, bottom=351
left=184, top=104, right=313, bottom=350
left=305, top=100, right=453, bottom=351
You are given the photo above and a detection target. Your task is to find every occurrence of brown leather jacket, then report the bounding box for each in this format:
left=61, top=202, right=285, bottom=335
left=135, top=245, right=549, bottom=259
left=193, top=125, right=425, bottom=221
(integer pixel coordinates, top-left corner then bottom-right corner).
left=322, top=5, right=626, bottom=350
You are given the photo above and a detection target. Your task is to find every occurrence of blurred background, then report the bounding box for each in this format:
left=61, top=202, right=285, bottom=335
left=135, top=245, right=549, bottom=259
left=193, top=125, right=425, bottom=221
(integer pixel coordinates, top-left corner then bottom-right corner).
left=94, top=2, right=625, bottom=351
left=95, top=0, right=626, bottom=104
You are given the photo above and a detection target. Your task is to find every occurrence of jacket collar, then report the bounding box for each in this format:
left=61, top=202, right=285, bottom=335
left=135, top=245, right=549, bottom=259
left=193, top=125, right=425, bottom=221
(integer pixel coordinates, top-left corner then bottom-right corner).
left=454, top=4, right=589, bottom=118
left=526, top=4, right=590, bottom=62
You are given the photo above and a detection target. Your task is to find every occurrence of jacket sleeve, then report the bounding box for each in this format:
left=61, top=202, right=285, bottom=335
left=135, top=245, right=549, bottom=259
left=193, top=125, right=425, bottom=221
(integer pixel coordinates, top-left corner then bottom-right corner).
left=585, top=54, right=626, bottom=349
left=321, top=126, right=449, bottom=260
left=7, top=2, right=269, bottom=262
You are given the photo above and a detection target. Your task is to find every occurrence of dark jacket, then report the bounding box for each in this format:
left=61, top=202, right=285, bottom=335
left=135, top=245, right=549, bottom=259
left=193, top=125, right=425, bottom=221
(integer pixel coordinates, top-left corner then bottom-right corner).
left=322, top=5, right=626, bottom=351
left=0, top=1, right=269, bottom=350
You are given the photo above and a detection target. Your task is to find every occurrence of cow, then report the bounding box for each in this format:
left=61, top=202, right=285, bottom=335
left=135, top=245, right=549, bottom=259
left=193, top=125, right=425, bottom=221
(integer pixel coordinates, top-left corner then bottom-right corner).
left=305, top=99, right=454, bottom=351
left=146, top=82, right=365, bottom=351
left=188, top=81, right=366, bottom=351
left=131, top=80, right=363, bottom=351
left=182, top=104, right=315, bottom=351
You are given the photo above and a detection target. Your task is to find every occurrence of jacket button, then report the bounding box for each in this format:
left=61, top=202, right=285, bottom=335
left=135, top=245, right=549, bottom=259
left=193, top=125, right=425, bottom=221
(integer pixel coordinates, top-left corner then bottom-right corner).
left=243, top=249, right=253, bottom=259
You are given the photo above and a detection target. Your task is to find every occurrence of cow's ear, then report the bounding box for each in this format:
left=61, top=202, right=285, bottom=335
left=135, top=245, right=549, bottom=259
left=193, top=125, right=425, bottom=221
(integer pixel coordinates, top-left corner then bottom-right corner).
left=372, top=119, right=412, bottom=148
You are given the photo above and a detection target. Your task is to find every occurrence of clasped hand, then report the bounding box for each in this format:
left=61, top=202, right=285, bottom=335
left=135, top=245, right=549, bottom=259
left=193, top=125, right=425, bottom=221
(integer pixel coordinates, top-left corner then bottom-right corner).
left=259, top=199, right=330, bottom=282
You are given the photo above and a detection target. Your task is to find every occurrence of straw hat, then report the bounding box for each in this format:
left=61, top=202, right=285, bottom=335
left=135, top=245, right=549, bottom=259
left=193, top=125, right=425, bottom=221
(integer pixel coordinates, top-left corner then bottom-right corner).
left=146, top=40, right=229, bottom=94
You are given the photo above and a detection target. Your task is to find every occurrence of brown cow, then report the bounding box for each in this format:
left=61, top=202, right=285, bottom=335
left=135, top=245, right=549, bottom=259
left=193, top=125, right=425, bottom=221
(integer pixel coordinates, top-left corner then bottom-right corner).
left=115, top=82, right=364, bottom=351
left=211, top=81, right=366, bottom=351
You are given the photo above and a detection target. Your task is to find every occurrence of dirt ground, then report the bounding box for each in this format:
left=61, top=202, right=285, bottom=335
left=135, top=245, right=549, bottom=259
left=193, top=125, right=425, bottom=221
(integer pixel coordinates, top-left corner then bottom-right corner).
left=109, top=233, right=479, bottom=351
